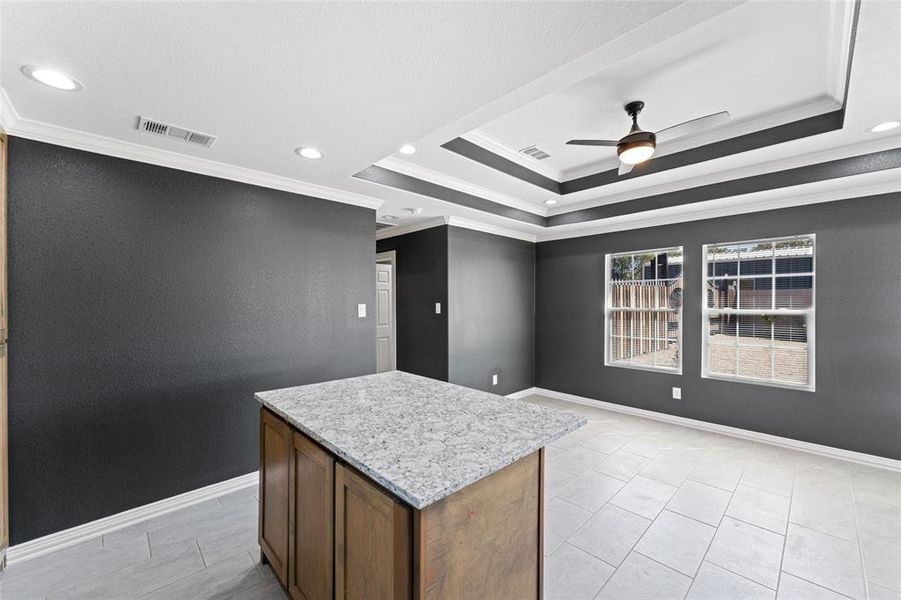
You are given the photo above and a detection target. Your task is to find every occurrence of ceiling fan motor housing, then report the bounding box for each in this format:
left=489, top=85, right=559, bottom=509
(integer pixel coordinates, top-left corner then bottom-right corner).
left=617, top=130, right=656, bottom=160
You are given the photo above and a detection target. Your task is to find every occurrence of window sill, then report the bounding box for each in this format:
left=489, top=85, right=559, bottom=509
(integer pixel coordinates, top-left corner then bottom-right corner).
left=702, top=372, right=815, bottom=392
left=604, top=361, right=682, bottom=376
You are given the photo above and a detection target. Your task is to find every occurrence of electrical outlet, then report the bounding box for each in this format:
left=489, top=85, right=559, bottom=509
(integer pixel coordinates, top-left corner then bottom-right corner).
left=435, top=302, right=442, bottom=314
left=357, top=303, right=366, bottom=318
left=492, top=374, right=498, bottom=386
left=672, top=387, right=681, bottom=400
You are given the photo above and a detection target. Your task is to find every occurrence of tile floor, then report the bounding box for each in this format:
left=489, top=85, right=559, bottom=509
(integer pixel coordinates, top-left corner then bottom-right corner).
left=1, top=394, right=898, bottom=599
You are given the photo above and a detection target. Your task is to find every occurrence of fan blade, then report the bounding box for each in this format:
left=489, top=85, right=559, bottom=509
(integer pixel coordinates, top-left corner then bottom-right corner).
left=618, top=161, right=634, bottom=176
left=566, top=139, right=619, bottom=146
left=655, top=111, right=730, bottom=144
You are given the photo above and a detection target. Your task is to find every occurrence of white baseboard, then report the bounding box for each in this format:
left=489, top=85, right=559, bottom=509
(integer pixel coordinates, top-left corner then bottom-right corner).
left=6, top=471, right=259, bottom=566
left=509, top=387, right=901, bottom=473
left=505, top=387, right=539, bottom=400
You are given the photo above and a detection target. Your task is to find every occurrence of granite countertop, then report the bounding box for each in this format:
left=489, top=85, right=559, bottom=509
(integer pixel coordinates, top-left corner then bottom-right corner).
left=255, top=371, right=586, bottom=509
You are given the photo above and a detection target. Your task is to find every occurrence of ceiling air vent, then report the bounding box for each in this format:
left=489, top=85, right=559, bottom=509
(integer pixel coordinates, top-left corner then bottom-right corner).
left=137, top=116, right=217, bottom=148
left=519, top=144, right=551, bottom=160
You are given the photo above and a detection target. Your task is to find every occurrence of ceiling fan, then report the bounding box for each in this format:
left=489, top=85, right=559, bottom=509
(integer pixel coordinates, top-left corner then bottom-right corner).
left=566, top=101, right=730, bottom=175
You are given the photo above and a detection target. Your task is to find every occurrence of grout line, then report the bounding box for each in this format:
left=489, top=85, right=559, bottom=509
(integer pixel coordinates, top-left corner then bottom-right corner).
left=543, top=394, right=882, bottom=599
left=847, top=473, right=871, bottom=600
left=783, top=571, right=859, bottom=599
left=631, top=549, right=696, bottom=585
left=773, top=456, right=798, bottom=595
left=195, top=539, right=207, bottom=569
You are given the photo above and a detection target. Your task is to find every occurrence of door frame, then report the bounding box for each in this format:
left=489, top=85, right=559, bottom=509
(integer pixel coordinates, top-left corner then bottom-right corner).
left=1, top=131, right=8, bottom=569
left=375, top=251, right=397, bottom=372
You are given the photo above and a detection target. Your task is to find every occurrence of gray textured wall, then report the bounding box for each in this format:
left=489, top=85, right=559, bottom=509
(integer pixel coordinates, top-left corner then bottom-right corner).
left=536, top=192, right=901, bottom=460
left=448, top=226, right=535, bottom=395
left=7, top=138, right=376, bottom=543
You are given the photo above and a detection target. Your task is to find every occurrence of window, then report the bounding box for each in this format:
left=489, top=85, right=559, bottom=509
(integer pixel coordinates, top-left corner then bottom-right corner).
left=605, top=247, right=683, bottom=373
left=702, top=235, right=815, bottom=390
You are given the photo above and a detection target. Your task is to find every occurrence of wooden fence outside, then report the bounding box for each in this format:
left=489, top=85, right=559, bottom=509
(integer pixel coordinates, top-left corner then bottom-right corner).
left=610, top=280, right=680, bottom=361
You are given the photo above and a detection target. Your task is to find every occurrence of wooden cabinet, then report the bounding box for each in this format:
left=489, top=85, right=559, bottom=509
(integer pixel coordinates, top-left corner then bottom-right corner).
left=259, top=408, right=542, bottom=600
left=335, top=464, right=411, bottom=600
left=289, top=431, right=334, bottom=600
left=260, top=408, right=292, bottom=586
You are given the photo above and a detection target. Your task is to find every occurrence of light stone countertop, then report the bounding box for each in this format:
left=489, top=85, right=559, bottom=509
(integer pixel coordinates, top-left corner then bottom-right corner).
left=255, top=370, right=586, bottom=509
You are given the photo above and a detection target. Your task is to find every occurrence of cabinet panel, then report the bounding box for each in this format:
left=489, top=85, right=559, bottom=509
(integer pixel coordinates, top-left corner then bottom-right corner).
left=417, top=450, right=542, bottom=600
left=289, top=431, right=334, bottom=600
left=335, top=463, right=411, bottom=600
left=260, top=408, right=291, bottom=585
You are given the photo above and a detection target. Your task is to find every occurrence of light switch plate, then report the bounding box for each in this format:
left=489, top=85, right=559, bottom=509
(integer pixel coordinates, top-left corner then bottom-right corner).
left=672, top=387, right=681, bottom=400
left=492, top=374, right=498, bottom=386
left=357, top=303, right=366, bottom=318
left=435, top=302, right=442, bottom=314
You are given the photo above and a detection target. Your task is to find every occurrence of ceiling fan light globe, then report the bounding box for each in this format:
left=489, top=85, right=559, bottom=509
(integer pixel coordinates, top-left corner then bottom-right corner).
left=618, top=142, right=655, bottom=165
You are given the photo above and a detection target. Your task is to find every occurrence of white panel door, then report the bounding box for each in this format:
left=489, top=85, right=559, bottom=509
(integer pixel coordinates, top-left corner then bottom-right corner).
left=376, top=263, right=395, bottom=372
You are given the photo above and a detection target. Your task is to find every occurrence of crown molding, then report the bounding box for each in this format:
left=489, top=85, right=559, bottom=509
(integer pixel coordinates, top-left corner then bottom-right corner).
left=0, top=88, right=383, bottom=211
left=376, top=155, right=547, bottom=217
left=375, top=214, right=538, bottom=243
left=375, top=216, right=449, bottom=240
left=536, top=168, right=901, bottom=242
left=446, top=216, right=537, bottom=243
left=549, top=134, right=901, bottom=217
left=0, top=88, right=19, bottom=133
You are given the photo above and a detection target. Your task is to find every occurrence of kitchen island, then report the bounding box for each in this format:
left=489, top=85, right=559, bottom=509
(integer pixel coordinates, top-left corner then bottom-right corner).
left=256, top=370, right=585, bottom=600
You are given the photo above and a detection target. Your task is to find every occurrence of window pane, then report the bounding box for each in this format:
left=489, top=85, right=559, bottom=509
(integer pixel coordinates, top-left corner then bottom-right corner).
left=775, top=238, right=814, bottom=274
left=609, top=309, right=679, bottom=369
left=663, top=249, right=683, bottom=279
left=738, top=347, right=773, bottom=380
left=703, top=235, right=814, bottom=389
left=775, top=276, right=813, bottom=309
left=710, top=244, right=740, bottom=277
left=738, top=278, right=773, bottom=310
left=634, top=253, right=655, bottom=281
left=737, top=314, right=772, bottom=346
left=607, top=247, right=682, bottom=373
left=707, top=343, right=737, bottom=377
left=774, top=349, right=809, bottom=385
left=611, top=281, right=680, bottom=309
left=610, top=256, right=634, bottom=282
left=706, top=314, right=734, bottom=345
left=773, top=314, right=809, bottom=346
left=739, top=242, right=773, bottom=276
left=707, top=278, right=737, bottom=309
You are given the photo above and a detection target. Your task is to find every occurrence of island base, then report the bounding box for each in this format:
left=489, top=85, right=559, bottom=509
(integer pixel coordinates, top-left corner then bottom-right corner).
left=259, top=407, right=544, bottom=600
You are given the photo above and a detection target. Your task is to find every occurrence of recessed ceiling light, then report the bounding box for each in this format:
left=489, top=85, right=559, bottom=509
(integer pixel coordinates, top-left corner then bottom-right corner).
left=295, top=147, right=323, bottom=160
left=382, top=215, right=399, bottom=221
left=21, top=65, right=82, bottom=91
left=399, top=144, right=416, bottom=155
left=869, top=120, right=900, bottom=133
left=544, top=199, right=558, bottom=206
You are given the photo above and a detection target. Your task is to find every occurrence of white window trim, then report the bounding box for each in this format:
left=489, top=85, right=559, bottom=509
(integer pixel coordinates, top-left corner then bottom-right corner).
left=604, top=246, right=683, bottom=375
left=701, top=234, right=816, bottom=392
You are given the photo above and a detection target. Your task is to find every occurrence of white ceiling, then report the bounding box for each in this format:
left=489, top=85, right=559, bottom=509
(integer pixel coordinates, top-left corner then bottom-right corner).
left=474, top=0, right=842, bottom=179
left=1, top=0, right=899, bottom=241
left=376, top=0, right=901, bottom=226
left=1, top=1, right=679, bottom=200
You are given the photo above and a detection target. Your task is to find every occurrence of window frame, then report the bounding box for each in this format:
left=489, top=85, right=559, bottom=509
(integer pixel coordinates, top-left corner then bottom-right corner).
left=604, top=246, right=684, bottom=375
left=701, top=234, right=816, bottom=392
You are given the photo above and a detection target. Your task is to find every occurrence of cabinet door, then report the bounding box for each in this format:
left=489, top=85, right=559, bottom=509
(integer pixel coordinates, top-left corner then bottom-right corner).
left=288, top=431, right=334, bottom=600
left=259, top=408, right=291, bottom=585
left=335, top=464, right=411, bottom=600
